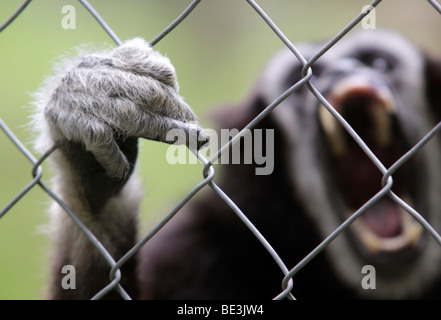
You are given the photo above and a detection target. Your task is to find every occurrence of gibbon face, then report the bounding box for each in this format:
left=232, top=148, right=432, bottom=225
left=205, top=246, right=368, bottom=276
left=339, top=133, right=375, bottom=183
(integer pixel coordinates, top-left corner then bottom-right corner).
left=260, top=29, right=441, bottom=298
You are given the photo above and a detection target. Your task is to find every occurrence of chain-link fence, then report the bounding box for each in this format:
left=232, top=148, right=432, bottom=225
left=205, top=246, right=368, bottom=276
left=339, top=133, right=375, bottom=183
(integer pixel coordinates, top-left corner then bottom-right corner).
left=2, top=0, right=441, bottom=300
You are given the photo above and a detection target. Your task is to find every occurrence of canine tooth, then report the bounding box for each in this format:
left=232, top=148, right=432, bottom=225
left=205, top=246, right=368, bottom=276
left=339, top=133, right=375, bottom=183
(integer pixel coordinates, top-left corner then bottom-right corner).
left=360, top=228, right=381, bottom=253
left=407, top=222, right=423, bottom=245
left=401, top=208, right=423, bottom=246
left=319, top=105, right=347, bottom=157
left=372, top=102, right=392, bottom=147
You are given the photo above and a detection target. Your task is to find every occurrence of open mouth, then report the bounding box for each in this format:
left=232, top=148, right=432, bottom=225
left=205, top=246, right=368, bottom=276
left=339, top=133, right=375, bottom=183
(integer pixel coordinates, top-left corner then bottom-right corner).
left=318, top=75, right=425, bottom=262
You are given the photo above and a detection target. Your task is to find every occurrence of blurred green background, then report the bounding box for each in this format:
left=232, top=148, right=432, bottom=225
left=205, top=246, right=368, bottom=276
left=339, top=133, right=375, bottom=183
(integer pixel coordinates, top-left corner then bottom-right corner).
left=1, top=0, right=440, bottom=300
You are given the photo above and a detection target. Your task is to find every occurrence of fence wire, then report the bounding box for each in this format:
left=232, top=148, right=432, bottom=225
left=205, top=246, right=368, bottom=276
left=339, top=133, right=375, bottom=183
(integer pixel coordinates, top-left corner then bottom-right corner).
left=1, top=0, right=441, bottom=300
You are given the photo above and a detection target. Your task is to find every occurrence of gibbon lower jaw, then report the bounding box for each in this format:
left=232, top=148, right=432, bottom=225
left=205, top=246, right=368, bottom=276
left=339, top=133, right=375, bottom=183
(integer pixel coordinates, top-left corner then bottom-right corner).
left=351, top=197, right=424, bottom=254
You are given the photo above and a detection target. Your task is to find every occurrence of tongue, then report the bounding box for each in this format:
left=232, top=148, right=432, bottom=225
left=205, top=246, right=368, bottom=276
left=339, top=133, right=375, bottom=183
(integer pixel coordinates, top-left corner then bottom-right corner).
left=362, top=198, right=402, bottom=238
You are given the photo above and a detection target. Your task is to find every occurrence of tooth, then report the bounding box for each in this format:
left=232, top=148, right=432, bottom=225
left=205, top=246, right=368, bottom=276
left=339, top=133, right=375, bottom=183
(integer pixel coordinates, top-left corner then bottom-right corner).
left=372, top=102, right=392, bottom=147
left=401, top=207, right=423, bottom=246
left=407, top=221, right=423, bottom=246
left=319, top=105, right=347, bottom=157
left=360, top=227, right=381, bottom=253
left=372, top=85, right=397, bottom=148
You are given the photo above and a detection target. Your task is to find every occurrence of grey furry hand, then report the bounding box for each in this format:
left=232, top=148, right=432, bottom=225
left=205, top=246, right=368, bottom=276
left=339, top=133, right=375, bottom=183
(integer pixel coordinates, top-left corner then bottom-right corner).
left=39, top=38, right=208, bottom=179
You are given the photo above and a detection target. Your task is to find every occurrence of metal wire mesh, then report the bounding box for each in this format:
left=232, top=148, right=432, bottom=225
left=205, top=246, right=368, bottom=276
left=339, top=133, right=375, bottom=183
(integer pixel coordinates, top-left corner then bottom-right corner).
left=1, top=0, right=441, bottom=300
